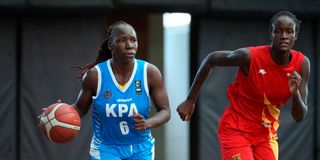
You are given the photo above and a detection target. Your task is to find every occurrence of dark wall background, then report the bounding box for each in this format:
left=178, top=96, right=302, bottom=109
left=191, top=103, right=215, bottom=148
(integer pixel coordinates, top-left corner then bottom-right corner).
left=0, top=18, right=17, bottom=160
left=0, top=0, right=319, bottom=160
left=19, top=17, right=105, bottom=160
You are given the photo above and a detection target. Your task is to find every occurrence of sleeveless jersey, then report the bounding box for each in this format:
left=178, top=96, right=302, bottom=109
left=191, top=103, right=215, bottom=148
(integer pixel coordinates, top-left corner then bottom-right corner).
left=91, top=59, right=152, bottom=145
left=227, top=45, right=304, bottom=139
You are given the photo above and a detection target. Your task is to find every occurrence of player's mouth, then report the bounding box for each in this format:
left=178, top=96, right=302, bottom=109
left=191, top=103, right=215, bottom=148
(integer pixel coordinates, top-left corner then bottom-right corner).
left=279, top=42, right=289, bottom=47
left=126, top=52, right=135, bottom=57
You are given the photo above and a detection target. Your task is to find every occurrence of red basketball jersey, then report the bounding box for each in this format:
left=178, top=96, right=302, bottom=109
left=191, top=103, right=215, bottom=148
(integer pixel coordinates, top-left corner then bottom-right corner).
left=227, top=45, right=304, bottom=139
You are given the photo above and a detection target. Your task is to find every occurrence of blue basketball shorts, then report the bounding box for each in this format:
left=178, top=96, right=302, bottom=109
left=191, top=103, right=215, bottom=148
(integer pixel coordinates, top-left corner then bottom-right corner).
left=90, top=137, right=155, bottom=160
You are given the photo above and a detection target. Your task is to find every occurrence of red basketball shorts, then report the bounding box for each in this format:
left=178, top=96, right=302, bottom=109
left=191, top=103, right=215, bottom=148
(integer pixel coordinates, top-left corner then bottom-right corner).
left=218, top=107, right=278, bottom=160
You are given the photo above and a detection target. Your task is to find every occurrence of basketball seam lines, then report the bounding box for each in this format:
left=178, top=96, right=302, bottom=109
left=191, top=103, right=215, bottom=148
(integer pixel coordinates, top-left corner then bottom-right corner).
left=43, top=111, right=77, bottom=125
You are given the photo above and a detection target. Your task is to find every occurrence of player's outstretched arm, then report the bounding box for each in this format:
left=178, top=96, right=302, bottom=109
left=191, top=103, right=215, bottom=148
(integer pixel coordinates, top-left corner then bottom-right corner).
left=290, top=57, right=310, bottom=122
left=177, top=48, right=251, bottom=121
left=72, top=67, right=98, bottom=117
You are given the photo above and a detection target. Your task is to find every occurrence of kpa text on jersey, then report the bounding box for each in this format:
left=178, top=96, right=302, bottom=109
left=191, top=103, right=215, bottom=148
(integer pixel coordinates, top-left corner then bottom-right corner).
left=105, top=103, right=139, bottom=117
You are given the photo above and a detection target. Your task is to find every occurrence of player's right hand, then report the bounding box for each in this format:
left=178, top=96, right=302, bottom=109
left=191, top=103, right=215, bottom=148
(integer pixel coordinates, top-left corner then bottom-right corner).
left=132, top=111, right=149, bottom=131
left=37, top=100, right=62, bottom=128
left=176, top=100, right=195, bottom=121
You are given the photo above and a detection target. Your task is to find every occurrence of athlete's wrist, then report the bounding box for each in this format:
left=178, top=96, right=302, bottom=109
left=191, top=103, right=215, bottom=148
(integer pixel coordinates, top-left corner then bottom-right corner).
left=144, top=119, right=152, bottom=129
left=292, top=89, right=300, bottom=98
left=186, top=95, right=197, bottom=104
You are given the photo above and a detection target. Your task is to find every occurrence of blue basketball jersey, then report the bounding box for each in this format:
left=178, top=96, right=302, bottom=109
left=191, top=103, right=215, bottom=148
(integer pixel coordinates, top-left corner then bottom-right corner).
left=91, top=59, right=152, bottom=146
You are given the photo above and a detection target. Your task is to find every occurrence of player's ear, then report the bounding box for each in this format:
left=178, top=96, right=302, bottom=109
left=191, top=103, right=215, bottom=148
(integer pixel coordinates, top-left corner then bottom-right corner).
left=294, top=32, right=298, bottom=40
left=108, top=40, right=112, bottom=50
left=269, top=24, right=274, bottom=40
left=269, top=31, right=274, bottom=40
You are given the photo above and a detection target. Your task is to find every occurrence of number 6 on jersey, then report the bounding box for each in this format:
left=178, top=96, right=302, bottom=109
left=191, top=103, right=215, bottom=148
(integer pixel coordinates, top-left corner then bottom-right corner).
left=119, top=121, right=129, bottom=135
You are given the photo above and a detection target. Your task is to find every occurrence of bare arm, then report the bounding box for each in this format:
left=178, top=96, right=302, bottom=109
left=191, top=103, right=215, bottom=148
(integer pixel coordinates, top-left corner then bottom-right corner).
left=72, top=67, right=98, bottom=117
left=290, top=57, right=310, bottom=122
left=177, top=48, right=251, bottom=121
left=147, top=63, right=171, bottom=128
left=187, top=48, right=250, bottom=103
left=134, top=63, right=171, bottom=130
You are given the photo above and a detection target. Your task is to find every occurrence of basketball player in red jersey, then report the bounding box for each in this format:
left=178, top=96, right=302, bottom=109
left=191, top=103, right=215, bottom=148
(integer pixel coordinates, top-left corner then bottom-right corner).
left=177, top=11, right=310, bottom=160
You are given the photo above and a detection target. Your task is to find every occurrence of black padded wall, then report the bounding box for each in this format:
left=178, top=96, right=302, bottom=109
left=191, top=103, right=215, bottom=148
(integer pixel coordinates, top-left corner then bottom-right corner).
left=0, top=18, right=17, bottom=160
left=114, top=0, right=207, bottom=12
left=19, top=17, right=104, bottom=160
left=0, top=0, right=24, bottom=6
left=209, top=0, right=320, bottom=15
left=28, top=0, right=113, bottom=7
left=2, top=0, right=320, bottom=15
left=316, top=21, right=320, bottom=160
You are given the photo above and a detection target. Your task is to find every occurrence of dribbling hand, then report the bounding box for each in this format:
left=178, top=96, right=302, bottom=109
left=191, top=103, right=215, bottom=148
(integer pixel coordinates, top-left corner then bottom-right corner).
left=176, top=100, right=195, bottom=121
left=133, top=111, right=150, bottom=131
left=287, top=71, right=302, bottom=94
left=37, top=99, right=62, bottom=121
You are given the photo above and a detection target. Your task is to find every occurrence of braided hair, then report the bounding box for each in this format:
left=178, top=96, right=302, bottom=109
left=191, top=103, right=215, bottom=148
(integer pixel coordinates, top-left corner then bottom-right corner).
left=73, top=21, right=130, bottom=80
left=270, top=11, right=301, bottom=34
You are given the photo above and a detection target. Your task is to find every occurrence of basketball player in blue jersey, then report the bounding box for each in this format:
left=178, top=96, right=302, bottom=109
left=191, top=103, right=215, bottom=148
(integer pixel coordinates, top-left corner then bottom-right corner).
left=67, top=21, right=170, bottom=159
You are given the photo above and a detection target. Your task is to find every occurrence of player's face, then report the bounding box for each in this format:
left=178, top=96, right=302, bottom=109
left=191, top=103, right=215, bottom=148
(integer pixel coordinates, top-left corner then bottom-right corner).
left=109, top=24, right=138, bottom=63
left=271, top=16, right=297, bottom=53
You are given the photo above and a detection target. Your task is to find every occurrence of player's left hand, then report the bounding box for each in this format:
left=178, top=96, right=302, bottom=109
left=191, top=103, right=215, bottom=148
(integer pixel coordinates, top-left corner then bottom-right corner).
left=133, top=111, right=150, bottom=131
left=287, top=71, right=302, bottom=94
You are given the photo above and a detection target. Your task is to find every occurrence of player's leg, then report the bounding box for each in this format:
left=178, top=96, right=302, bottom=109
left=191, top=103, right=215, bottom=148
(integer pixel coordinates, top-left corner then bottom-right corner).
left=90, top=152, right=122, bottom=160
left=218, top=107, right=254, bottom=160
left=219, top=131, right=255, bottom=160
left=94, top=152, right=122, bottom=160
left=220, top=145, right=254, bottom=160
left=127, top=137, right=155, bottom=160
left=90, top=143, right=122, bottom=160
left=128, top=144, right=154, bottom=160
left=252, top=139, right=278, bottom=160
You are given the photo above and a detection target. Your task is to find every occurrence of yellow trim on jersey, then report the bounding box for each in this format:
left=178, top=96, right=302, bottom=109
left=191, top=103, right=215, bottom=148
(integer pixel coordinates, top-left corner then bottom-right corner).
left=262, top=94, right=281, bottom=139
left=262, top=111, right=271, bottom=123
left=269, top=139, right=279, bottom=160
left=119, top=83, right=127, bottom=89
left=263, top=94, right=280, bottom=120
left=267, top=105, right=280, bottom=120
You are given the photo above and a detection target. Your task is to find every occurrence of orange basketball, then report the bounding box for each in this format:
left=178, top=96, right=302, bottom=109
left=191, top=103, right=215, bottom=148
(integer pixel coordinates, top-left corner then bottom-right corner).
left=39, top=103, right=81, bottom=143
